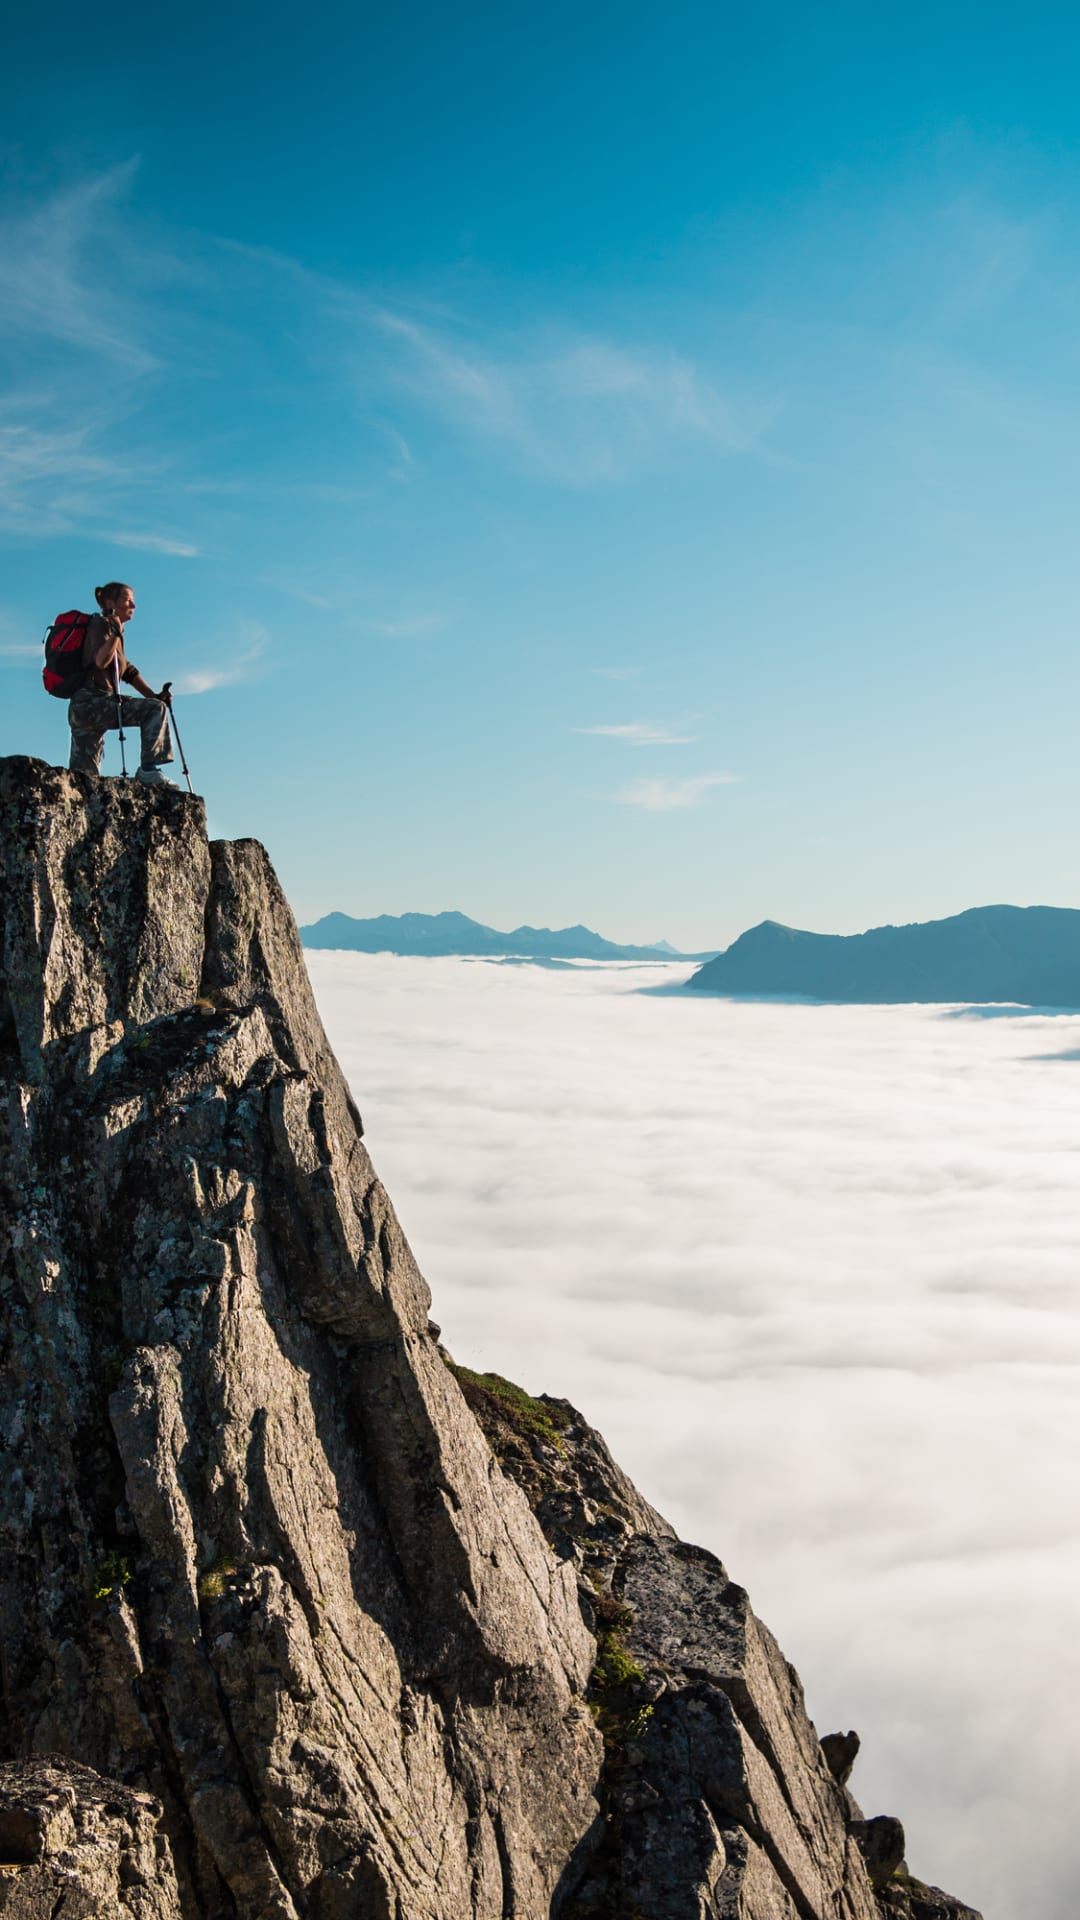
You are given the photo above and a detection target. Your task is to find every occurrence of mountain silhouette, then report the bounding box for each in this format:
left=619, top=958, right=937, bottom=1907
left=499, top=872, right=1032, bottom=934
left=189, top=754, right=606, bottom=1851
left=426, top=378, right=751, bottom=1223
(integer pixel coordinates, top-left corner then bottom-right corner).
left=300, top=908, right=715, bottom=962
left=690, top=905, right=1080, bottom=1006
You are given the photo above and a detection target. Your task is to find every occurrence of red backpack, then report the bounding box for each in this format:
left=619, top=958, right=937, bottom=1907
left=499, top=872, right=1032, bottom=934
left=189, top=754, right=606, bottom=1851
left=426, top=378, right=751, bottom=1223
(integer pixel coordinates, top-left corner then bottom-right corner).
left=42, top=610, right=92, bottom=698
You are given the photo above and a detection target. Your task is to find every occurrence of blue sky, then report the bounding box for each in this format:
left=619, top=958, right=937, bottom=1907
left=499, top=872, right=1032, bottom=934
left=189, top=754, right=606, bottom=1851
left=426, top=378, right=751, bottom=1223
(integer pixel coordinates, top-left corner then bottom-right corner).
left=5, top=1, right=1080, bottom=948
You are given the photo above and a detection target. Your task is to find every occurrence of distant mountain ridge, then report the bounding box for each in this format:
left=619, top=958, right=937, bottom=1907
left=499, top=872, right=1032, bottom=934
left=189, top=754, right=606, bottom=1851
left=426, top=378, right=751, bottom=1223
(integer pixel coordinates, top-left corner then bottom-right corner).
left=690, top=904, right=1080, bottom=1006
left=300, top=908, right=715, bottom=962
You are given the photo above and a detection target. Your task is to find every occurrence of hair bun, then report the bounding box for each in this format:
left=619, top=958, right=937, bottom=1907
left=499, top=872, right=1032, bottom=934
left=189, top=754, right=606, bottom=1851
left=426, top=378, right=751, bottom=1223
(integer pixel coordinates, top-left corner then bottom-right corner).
left=94, top=581, right=131, bottom=612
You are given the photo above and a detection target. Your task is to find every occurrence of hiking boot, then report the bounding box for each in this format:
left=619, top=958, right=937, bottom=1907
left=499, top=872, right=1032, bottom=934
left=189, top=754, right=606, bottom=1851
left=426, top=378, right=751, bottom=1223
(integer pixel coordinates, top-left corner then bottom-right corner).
left=136, top=766, right=175, bottom=788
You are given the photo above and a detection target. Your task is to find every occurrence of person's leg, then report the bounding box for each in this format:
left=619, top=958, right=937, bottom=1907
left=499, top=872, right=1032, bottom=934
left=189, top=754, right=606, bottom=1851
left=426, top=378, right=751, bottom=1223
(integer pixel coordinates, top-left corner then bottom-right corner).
left=69, top=728, right=106, bottom=775
left=68, top=691, right=115, bottom=775
left=121, top=697, right=174, bottom=771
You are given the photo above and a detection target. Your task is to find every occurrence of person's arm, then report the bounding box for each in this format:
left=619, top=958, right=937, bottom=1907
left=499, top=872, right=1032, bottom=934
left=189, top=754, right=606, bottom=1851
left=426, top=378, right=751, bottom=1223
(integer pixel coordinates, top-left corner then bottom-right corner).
left=91, top=615, right=122, bottom=672
left=122, top=664, right=165, bottom=699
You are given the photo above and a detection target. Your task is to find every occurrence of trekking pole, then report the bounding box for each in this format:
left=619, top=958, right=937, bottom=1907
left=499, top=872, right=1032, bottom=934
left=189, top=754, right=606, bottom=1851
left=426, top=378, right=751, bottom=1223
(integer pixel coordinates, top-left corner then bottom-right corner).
left=113, top=660, right=128, bottom=777
left=161, top=683, right=194, bottom=794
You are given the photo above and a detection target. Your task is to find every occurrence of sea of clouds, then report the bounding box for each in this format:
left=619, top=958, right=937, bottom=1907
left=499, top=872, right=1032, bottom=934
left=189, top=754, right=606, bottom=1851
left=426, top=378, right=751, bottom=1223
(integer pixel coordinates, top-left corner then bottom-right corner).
left=307, top=951, right=1080, bottom=1920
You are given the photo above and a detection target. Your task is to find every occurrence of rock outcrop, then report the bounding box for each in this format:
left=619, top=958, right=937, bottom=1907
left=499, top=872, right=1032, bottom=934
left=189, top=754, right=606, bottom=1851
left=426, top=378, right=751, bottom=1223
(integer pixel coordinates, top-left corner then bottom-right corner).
left=0, top=1758, right=180, bottom=1916
left=452, top=1373, right=984, bottom=1920
left=0, top=758, right=982, bottom=1919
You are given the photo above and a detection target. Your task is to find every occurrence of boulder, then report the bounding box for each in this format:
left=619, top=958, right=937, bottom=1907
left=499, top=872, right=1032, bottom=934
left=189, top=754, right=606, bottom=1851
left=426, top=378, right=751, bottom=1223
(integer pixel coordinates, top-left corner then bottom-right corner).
left=0, top=1758, right=181, bottom=1918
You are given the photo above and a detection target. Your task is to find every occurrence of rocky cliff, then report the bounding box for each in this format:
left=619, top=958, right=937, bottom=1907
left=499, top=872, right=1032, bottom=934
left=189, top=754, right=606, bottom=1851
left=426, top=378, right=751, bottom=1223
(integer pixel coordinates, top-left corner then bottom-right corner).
left=0, top=758, right=981, bottom=1920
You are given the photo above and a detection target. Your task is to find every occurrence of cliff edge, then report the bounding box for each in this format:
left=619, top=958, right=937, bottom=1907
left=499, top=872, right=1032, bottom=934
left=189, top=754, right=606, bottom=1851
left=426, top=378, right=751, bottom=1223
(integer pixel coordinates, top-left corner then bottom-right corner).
left=0, top=758, right=981, bottom=1920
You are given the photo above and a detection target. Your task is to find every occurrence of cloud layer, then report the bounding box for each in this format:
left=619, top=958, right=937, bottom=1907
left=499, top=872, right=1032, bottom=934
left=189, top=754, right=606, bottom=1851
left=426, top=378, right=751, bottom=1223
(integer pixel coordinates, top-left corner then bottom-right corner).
left=308, top=952, right=1080, bottom=1920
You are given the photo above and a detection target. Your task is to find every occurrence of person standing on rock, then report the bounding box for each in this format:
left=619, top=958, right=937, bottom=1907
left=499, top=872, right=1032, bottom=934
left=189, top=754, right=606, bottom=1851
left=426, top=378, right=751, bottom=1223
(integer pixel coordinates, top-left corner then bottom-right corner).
left=68, top=583, right=176, bottom=787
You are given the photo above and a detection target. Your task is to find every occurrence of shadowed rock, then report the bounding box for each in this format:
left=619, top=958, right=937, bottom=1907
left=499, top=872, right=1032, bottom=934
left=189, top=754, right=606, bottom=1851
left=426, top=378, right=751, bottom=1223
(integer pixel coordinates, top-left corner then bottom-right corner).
left=822, top=1730, right=862, bottom=1786
left=852, top=1816, right=907, bottom=1891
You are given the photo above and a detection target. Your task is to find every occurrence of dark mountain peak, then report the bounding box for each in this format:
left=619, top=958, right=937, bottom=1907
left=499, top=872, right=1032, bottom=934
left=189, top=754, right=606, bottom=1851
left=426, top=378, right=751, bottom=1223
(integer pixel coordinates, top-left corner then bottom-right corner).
left=692, top=902, right=1080, bottom=1006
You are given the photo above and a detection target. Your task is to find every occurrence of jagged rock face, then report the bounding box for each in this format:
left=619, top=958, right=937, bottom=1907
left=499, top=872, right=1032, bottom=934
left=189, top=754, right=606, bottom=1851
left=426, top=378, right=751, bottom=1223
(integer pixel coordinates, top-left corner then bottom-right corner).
left=0, top=761, right=598, bottom=1919
left=0, top=1758, right=180, bottom=1917
left=0, top=759, right=982, bottom=1920
left=611, top=1536, right=878, bottom=1919
left=459, top=1381, right=984, bottom=1920
left=459, top=1385, right=878, bottom=1920
left=878, top=1881, right=984, bottom=1920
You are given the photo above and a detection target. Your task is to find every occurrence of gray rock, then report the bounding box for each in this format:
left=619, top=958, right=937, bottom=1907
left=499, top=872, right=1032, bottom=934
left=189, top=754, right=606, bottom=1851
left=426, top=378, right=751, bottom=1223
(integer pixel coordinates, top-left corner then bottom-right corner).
left=0, top=758, right=985, bottom=1920
left=851, top=1815, right=906, bottom=1891
left=613, top=1537, right=879, bottom=1920
left=466, top=1373, right=983, bottom=1920
left=0, top=1757, right=181, bottom=1917
left=822, top=1728, right=861, bottom=1785
left=447, top=1371, right=673, bottom=1585
left=0, top=760, right=598, bottom=1919
left=877, top=1874, right=985, bottom=1919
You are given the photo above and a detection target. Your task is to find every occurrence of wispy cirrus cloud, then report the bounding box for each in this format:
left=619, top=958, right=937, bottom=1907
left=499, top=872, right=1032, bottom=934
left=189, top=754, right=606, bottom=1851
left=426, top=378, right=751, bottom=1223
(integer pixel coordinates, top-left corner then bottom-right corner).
left=0, top=168, right=207, bottom=549
left=0, top=413, right=143, bottom=542
left=1, top=170, right=773, bottom=547
left=172, top=629, right=267, bottom=695
left=370, top=308, right=776, bottom=485
left=216, top=236, right=764, bottom=483
left=0, top=160, right=159, bottom=373
left=0, top=418, right=125, bottom=489
left=0, top=411, right=200, bottom=557
left=102, top=529, right=201, bottom=558
left=575, top=722, right=698, bottom=747
left=616, top=771, right=740, bottom=810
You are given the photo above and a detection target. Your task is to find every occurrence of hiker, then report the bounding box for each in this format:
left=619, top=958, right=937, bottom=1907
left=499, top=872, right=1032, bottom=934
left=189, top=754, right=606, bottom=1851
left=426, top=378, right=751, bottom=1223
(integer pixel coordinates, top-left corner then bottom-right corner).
left=68, top=583, right=175, bottom=786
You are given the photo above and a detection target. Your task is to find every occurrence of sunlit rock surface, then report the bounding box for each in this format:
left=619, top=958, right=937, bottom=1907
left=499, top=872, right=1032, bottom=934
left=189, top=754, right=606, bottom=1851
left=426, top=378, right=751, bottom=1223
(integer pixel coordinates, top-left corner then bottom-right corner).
left=0, top=758, right=981, bottom=1919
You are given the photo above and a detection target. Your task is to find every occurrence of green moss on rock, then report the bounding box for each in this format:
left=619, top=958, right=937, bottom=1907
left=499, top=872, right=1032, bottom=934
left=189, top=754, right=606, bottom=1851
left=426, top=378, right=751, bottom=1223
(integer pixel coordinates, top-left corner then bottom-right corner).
left=92, top=1552, right=132, bottom=1601
left=447, top=1362, right=570, bottom=1452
